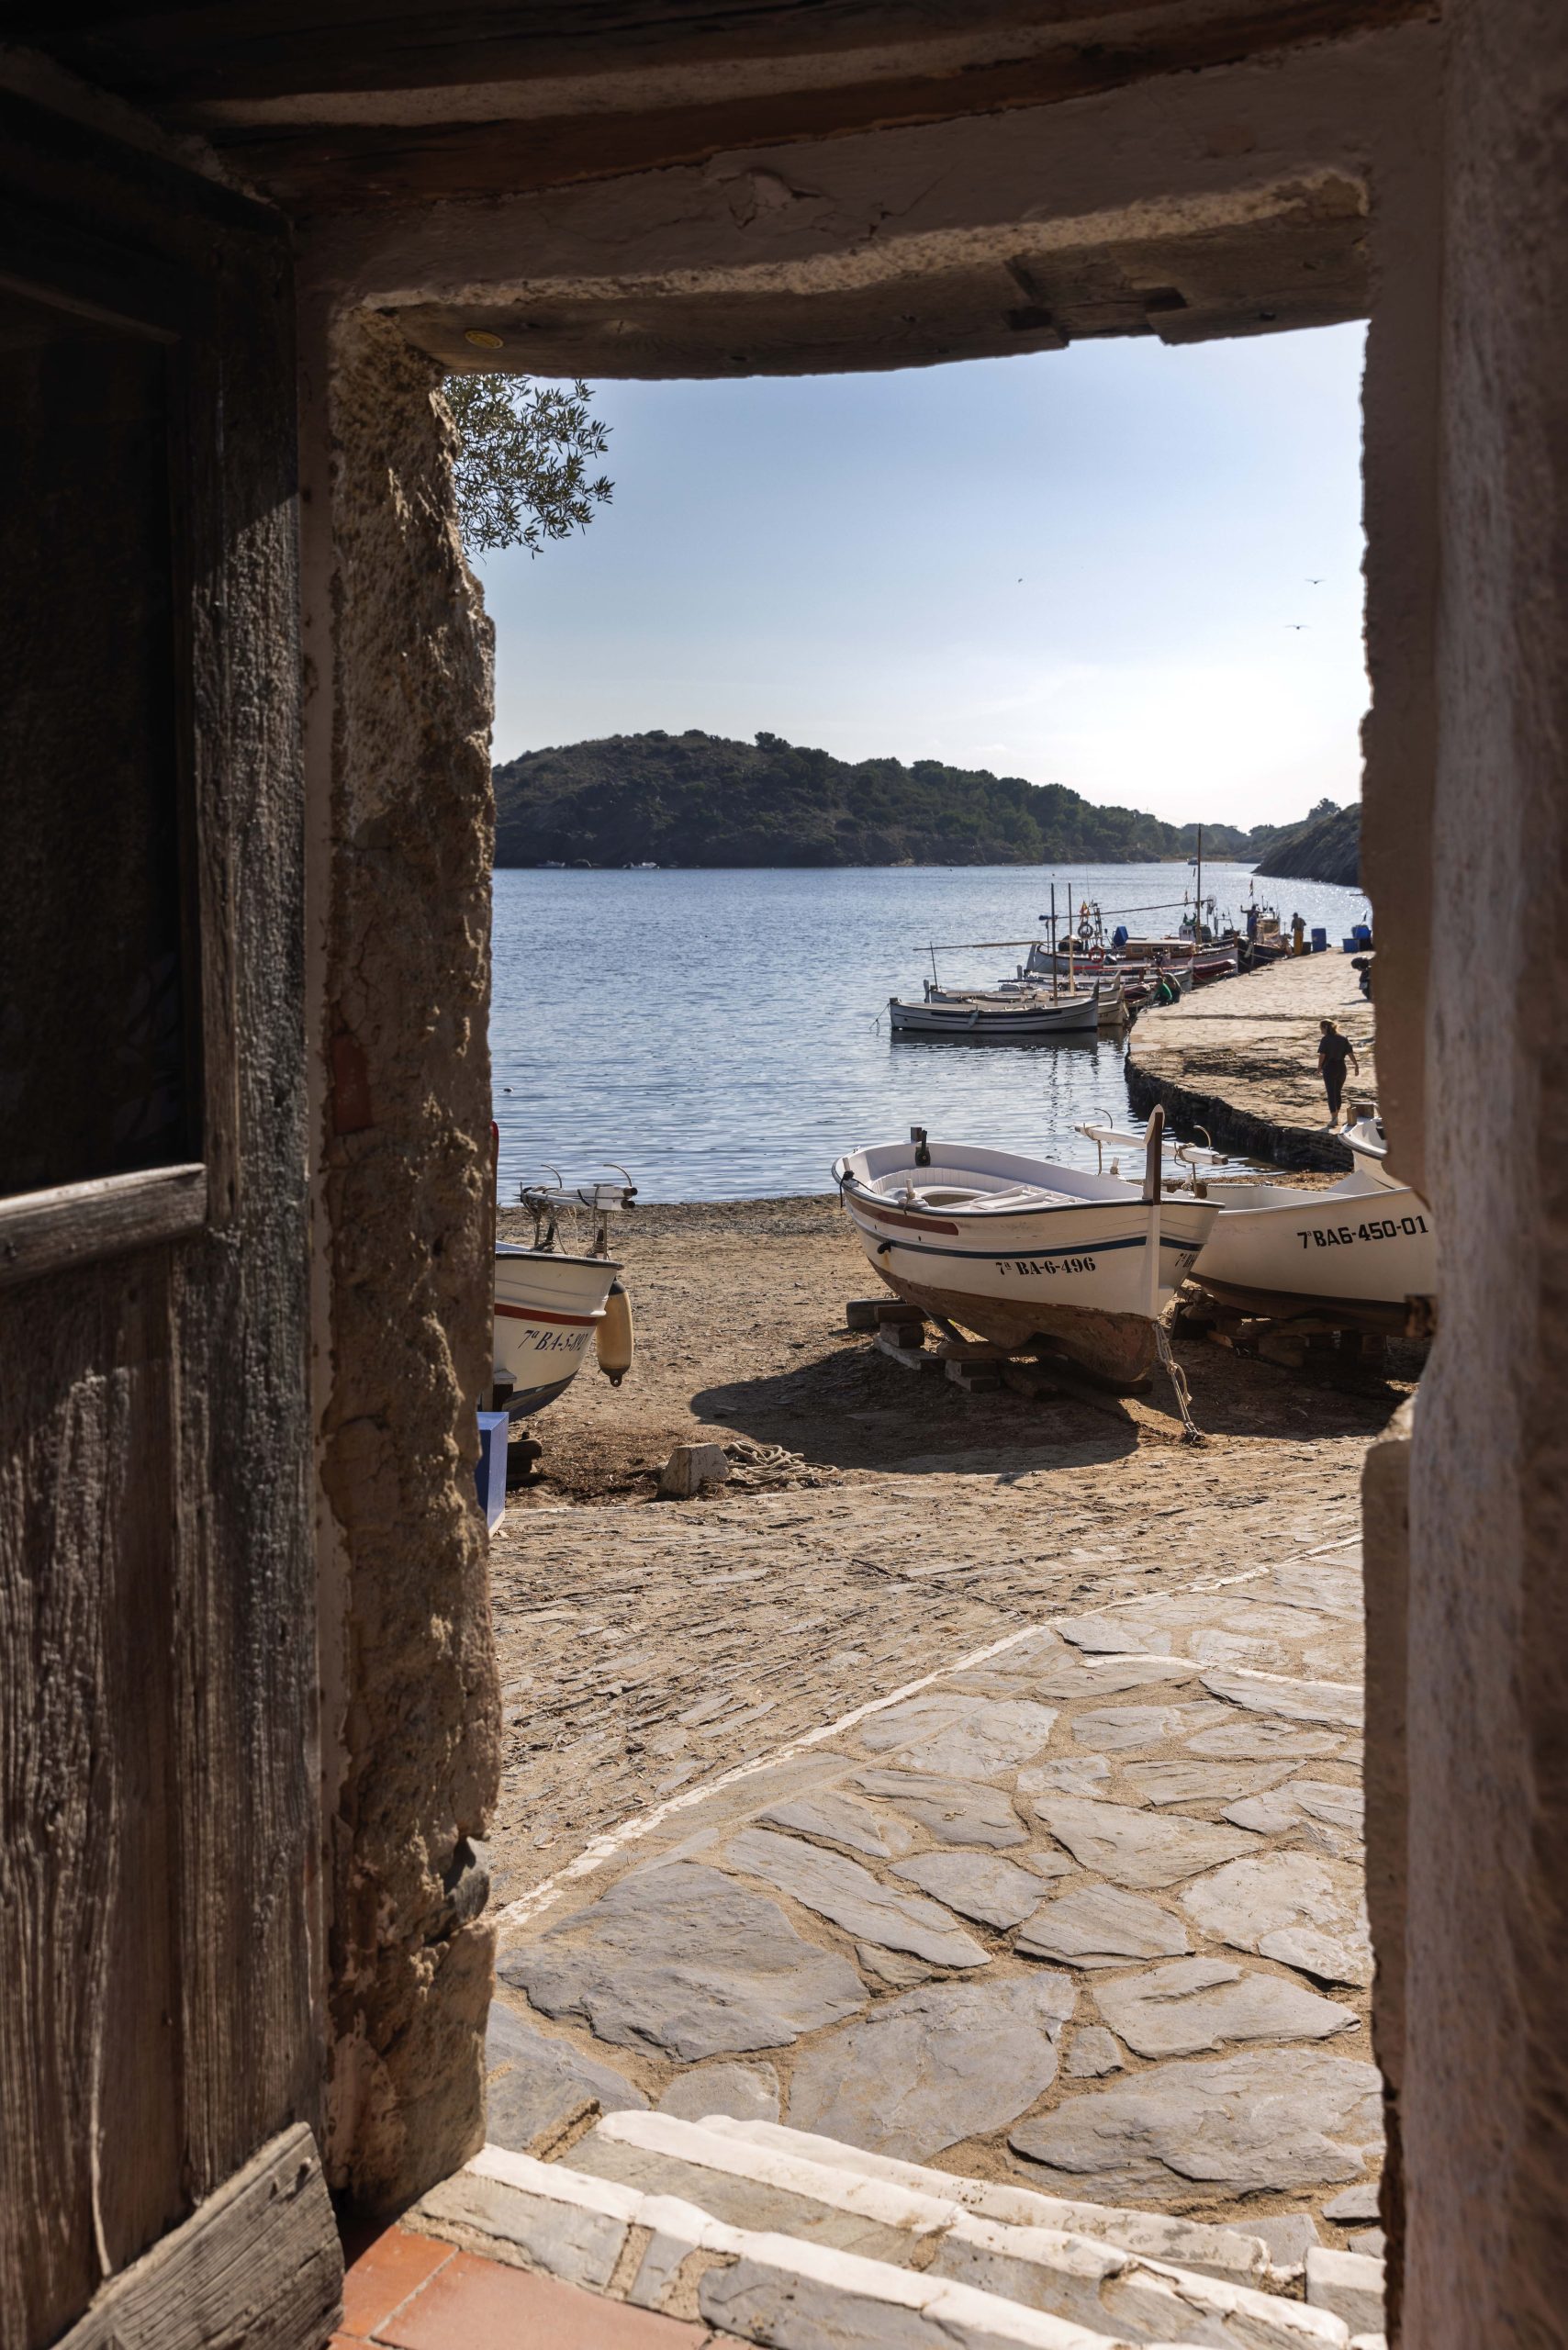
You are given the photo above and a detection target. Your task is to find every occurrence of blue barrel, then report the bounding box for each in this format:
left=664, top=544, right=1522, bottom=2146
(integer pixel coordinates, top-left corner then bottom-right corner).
left=1311, top=926, right=1327, bottom=953
left=1352, top=923, right=1372, bottom=946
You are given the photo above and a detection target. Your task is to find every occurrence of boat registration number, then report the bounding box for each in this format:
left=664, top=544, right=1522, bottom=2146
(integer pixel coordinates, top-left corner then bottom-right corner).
left=1297, top=1214, right=1428, bottom=1249
left=994, top=1256, right=1098, bottom=1279
left=527, top=1328, right=590, bottom=1353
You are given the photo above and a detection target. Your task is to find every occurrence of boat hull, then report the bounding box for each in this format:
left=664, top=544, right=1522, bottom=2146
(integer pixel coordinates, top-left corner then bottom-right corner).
left=494, top=1245, right=621, bottom=1417
left=1192, top=1173, right=1435, bottom=1311
left=836, top=1143, right=1217, bottom=1383
left=889, top=992, right=1098, bottom=1037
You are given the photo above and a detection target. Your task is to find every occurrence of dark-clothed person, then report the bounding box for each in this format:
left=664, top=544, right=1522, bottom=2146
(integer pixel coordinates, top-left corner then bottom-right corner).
left=1317, top=1019, right=1360, bottom=1128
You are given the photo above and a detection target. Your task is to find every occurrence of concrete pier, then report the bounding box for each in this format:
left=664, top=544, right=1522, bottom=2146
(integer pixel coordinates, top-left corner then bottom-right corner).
left=1125, top=951, right=1376, bottom=1169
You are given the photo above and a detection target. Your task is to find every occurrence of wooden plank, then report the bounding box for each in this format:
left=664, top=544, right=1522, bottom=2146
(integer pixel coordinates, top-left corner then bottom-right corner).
left=16, top=0, right=1433, bottom=108
left=56, top=2124, right=341, bottom=2350
left=169, top=174, right=319, bottom=2204
left=0, top=1165, right=207, bottom=1290
left=874, top=1328, right=936, bottom=1371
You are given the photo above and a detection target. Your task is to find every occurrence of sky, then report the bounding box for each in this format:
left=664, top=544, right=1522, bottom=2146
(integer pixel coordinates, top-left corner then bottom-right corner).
left=476, top=320, right=1367, bottom=832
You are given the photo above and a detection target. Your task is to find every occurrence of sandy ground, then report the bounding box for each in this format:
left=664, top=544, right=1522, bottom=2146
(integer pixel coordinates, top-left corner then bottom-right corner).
left=485, top=1195, right=1415, bottom=1904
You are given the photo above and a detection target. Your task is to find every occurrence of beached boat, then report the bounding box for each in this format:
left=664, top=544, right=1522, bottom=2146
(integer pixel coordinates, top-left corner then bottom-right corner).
left=887, top=985, right=1099, bottom=1038
left=494, top=1174, right=636, bottom=1417
left=1191, top=1150, right=1435, bottom=1324
left=834, top=1129, right=1219, bottom=1384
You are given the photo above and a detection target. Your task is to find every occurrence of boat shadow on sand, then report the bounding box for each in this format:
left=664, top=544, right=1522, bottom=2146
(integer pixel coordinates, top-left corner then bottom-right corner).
left=689, top=1333, right=1406, bottom=1478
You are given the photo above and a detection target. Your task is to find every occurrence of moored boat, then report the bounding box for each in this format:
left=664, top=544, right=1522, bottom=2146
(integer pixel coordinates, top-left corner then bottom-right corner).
left=887, top=985, right=1099, bottom=1038
left=834, top=1128, right=1218, bottom=1384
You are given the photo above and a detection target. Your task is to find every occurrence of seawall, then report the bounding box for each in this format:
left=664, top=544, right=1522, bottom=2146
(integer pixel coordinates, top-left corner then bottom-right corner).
left=1124, top=951, right=1375, bottom=1170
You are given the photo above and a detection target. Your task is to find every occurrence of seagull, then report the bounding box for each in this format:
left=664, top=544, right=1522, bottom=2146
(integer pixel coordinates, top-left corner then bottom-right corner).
left=1306, top=576, right=1324, bottom=585
left=1286, top=623, right=1309, bottom=631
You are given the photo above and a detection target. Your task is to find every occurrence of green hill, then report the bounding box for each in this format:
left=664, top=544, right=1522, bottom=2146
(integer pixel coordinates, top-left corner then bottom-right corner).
left=493, top=730, right=1296, bottom=869
left=1252, top=798, right=1361, bottom=886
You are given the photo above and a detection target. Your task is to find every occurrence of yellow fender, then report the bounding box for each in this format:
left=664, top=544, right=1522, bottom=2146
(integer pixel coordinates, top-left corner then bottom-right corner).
left=596, top=1277, right=634, bottom=1385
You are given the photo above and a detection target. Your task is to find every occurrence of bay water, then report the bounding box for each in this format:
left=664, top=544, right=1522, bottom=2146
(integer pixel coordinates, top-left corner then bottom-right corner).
left=491, top=862, right=1369, bottom=1202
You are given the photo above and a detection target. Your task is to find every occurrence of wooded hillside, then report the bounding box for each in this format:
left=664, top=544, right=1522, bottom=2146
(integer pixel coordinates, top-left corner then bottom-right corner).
left=1252, top=799, right=1361, bottom=886
left=494, top=730, right=1296, bottom=869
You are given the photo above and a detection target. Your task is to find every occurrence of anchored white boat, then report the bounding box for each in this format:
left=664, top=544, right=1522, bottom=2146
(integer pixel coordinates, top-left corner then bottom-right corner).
left=834, top=1125, right=1218, bottom=1385
left=1192, top=1125, right=1435, bottom=1325
left=888, top=985, right=1099, bottom=1038
left=494, top=1173, right=636, bottom=1418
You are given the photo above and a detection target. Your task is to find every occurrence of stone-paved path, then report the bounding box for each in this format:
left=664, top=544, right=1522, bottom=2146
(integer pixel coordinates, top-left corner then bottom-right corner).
left=486, top=1441, right=1367, bottom=1903
left=489, top=1501, right=1378, bottom=2262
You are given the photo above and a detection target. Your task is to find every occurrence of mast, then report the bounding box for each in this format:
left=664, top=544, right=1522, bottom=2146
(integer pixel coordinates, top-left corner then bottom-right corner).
left=1195, top=826, right=1204, bottom=946
left=1049, top=884, right=1058, bottom=1000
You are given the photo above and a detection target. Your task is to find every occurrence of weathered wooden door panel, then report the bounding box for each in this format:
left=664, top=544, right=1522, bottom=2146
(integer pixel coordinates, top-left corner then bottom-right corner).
left=0, top=1261, right=184, bottom=2333
left=0, top=86, right=336, bottom=2350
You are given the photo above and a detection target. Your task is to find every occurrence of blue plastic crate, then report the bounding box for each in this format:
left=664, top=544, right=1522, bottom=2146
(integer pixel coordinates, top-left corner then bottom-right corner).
left=476, top=1409, right=509, bottom=1531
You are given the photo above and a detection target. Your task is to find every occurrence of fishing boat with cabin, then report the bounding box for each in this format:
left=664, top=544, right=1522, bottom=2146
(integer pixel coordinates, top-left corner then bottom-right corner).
left=834, top=1113, right=1218, bottom=1385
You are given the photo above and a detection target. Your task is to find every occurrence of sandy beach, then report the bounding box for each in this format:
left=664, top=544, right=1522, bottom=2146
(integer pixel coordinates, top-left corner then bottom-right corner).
left=486, top=1192, right=1415, bottom=1903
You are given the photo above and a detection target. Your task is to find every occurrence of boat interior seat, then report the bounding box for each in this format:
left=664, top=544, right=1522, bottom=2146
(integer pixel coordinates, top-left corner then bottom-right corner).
left=887, top=1179, right=1080, bottom=1213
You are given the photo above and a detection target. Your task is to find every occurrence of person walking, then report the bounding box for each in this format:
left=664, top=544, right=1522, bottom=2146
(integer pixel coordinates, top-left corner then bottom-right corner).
left=1317, top=1018, right=1360, bottom=1128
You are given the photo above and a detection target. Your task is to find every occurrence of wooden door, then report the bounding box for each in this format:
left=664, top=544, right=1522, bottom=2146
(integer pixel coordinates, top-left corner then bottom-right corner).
left=0, top=88, right=340, bottom=2350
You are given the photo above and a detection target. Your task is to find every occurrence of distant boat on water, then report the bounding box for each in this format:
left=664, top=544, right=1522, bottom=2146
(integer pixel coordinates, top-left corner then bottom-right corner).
left=887, top=984, right=1100, bottom=1038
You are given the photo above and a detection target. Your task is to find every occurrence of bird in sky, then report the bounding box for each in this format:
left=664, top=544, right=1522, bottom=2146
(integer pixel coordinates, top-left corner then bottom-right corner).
left=1286, top=623, right=1309, bottom=631
left=1306, top=576, right=1324, bottom=585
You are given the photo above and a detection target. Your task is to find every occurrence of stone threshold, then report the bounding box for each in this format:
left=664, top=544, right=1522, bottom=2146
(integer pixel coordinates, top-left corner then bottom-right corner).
left=396, top=2127, right=1389, bottom=2350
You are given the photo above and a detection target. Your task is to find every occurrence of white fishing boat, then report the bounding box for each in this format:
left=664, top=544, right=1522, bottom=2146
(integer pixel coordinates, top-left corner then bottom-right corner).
left=494, top=1172, right=636, bottom=1418
left=834, top=1123, right=1219, bottom=1384
left=888, top=984, right=1099, bottom=1038
left=1192, top=1142, right=1435, bottom=1325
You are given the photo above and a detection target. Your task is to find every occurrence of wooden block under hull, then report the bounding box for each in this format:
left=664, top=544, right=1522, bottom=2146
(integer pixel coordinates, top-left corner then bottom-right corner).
left=1192, top=1274, right=1420, bottom=1337
left=874, top=1327, right=938, bottom=1370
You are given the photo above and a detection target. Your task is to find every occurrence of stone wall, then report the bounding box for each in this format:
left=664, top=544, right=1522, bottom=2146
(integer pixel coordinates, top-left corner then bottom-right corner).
left=1400, top=0, right=1568, bottom=2336
left=308, top=309, right=500, bottom=2211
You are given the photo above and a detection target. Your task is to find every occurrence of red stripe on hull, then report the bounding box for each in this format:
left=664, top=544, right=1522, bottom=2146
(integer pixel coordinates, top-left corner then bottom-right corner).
left=494, top=1301, right=600, bottom=1326
left=859, top=1203, right=961, bottom=1235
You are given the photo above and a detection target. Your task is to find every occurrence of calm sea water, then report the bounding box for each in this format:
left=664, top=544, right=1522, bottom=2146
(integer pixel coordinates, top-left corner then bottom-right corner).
left=491, top=863, right=1370, bottom=1202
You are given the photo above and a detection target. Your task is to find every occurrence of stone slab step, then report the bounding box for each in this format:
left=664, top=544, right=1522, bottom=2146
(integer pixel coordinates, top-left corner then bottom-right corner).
left=1305, top=2249, right=1385, bottom=2336
left=569, top=2112, right=1348, bottom=2350
left=413, top=2141, right=1314, bottom=2350
left=709, top=2116, right=1282, bottom=2288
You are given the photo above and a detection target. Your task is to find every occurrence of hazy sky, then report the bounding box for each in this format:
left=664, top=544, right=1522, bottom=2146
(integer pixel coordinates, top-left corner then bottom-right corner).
left=476, top=320, right=1367, bottom=830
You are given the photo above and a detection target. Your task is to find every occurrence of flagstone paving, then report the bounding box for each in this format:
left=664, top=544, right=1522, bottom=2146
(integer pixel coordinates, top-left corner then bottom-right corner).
left=484, top=1445, right=1368, bottom=1902
left=491, top=1518, right=1380, bottom=2241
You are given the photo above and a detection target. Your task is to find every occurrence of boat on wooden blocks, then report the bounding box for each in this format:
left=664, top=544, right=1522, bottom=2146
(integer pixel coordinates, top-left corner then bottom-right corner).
left=834, top=1127, right=1218, bottom=1386
left=1191, top=1116, right=1436, bottom=1328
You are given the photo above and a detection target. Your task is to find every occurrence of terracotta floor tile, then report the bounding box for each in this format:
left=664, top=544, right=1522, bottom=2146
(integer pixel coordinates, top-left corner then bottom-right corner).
left=341, top=2223, right=458, bottom=2337
left=373, top=2249, right=712, bottom=2350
